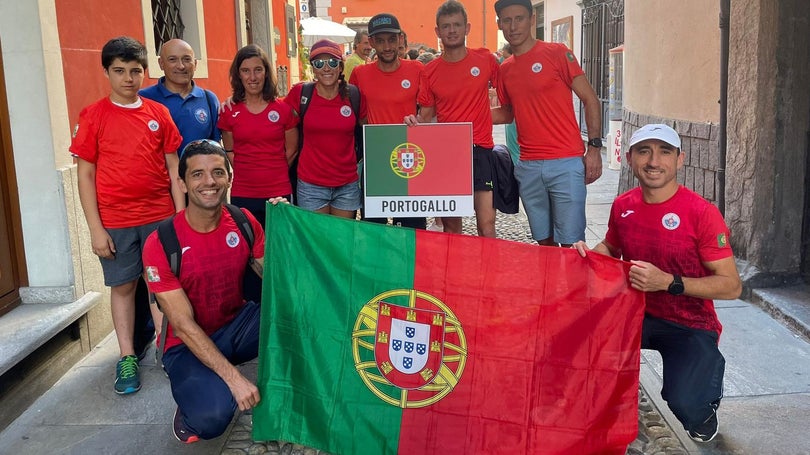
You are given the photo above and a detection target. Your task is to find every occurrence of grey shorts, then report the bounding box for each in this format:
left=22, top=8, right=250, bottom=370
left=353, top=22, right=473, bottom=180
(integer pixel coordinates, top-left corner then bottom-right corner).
left=99, top=221, right=163, bottom=287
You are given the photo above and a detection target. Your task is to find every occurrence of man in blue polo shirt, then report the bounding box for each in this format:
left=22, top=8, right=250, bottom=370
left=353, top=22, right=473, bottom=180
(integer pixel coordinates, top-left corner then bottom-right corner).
left=140, top=39, right=220, bottom=155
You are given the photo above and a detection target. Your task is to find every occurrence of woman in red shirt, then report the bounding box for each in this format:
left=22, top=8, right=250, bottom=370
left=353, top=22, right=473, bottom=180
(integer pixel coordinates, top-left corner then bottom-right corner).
left=218, top=44, right=298, bottom=224
left=285, top=39, right=365, bottom=219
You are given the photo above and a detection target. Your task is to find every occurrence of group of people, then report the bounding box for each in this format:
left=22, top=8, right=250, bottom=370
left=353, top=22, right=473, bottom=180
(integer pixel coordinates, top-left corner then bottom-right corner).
left=70, top=0, right=742, bottom=446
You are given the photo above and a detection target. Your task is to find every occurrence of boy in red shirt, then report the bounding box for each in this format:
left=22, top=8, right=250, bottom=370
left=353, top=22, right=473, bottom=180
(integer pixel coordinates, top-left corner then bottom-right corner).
left=71, top=36, right=184, bottom=395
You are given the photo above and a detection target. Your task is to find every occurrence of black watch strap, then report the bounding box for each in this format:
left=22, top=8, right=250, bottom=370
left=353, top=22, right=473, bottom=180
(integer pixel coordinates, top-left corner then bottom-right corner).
left=587, top=137, right=602, bottom=148
left=667, top=274, right=685, bottom=296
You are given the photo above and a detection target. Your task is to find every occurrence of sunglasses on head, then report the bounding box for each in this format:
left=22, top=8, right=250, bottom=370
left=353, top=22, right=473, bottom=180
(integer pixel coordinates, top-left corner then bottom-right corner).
left=311, top=58, right=341, bottom=69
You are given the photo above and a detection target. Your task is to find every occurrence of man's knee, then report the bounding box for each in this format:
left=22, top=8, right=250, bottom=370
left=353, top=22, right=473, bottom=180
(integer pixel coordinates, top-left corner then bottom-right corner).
left=185, top=403, right=235, bottom=439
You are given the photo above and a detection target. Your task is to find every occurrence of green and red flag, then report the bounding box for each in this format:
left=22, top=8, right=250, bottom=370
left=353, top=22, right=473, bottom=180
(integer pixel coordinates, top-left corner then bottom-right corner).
left=363, top=123, right=474, bottom=218
left=255, top=203, right=644, bottom=454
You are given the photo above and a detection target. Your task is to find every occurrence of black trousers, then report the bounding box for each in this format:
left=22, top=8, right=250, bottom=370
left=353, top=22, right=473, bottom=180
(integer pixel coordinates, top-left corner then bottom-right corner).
left=641, top=315, right=725, bottom=431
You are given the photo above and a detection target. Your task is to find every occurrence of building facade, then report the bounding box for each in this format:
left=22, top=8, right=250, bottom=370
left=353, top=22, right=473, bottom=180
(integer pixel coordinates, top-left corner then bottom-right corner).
left=0, top=0, right=300, bottom=428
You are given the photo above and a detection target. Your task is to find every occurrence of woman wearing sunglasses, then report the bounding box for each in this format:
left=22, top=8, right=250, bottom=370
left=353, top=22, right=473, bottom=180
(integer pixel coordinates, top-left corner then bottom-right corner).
left=284, top=39, right=366, bottom=219
left=217, top=44, right=298, bottom=224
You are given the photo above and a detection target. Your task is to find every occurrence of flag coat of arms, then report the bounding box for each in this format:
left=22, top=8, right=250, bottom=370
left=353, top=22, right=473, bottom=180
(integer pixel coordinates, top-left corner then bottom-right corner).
left=255, top=203, right=644, bottom=455
left=363, top=123, right=474, bottom=218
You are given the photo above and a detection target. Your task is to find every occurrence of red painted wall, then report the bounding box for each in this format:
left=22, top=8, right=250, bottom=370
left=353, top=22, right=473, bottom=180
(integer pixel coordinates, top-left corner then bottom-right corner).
left=55, top=0, right=239, bottom=129
left=327, top=0, right=500, bottom=52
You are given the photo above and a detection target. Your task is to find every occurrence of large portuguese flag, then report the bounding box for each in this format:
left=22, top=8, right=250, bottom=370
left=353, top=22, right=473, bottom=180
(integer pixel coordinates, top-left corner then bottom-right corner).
left=254, top=203, right=644, bottom=455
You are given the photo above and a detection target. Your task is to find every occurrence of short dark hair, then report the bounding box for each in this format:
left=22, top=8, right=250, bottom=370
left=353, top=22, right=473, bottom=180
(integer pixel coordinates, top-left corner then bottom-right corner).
left=229, top=44, right=278, bottom=103
left=179, top=139, right=231, bottom=181
left=353, top=31, right=369, bottom=49
left=436, top=0, right=468, bottom=25
left=101, top=37, right=148, bottom=70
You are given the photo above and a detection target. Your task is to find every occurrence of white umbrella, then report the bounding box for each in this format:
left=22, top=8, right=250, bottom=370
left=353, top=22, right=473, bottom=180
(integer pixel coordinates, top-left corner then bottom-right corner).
left=300, top=17, right=357, bottom=47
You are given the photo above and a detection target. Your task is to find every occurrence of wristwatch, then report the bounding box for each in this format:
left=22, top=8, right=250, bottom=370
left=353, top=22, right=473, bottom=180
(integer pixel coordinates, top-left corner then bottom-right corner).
left=587, top=137, right=603, bottom=148
left=667, top=275, right=685, bottom=296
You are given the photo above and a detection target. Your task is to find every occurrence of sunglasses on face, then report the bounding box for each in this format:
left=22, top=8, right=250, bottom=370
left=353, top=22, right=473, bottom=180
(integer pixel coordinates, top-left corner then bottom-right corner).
left=311, top=58, right=341, bottom=69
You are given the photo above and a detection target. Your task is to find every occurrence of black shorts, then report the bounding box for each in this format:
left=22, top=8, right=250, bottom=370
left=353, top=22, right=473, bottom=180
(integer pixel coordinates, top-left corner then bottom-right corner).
left=473, top=145, right=495, bottom=192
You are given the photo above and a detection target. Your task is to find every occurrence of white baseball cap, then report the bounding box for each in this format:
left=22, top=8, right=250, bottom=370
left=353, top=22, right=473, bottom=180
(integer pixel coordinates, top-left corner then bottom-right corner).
left=629, top=124, right=681, bottom=148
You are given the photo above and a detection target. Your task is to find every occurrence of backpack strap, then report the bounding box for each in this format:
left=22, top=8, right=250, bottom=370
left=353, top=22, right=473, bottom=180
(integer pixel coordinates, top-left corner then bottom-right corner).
left=224, top=203, right=263, bottom=280
left=347, top=84, right=361, bottom=120
left=298, top=82, right=316, bottom=121
left=154, top=215, right=180, bottom=364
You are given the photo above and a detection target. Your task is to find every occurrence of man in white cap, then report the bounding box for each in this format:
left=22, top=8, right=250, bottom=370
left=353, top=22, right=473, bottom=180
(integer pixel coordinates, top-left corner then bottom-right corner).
left=574, top=124, right=742, bottom=443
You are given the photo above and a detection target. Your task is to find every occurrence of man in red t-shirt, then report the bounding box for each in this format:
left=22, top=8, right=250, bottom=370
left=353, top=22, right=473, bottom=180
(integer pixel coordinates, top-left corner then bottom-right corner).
left=405, top=0, right=500, bottom=238
left=575, top=124, right=742, bottom=444
left=494, top=0, right=602, bottom=247
left=70, top=37, right=184, bottom=396
left=142, top=140, right=282, bottom=443
left=350, top=12, right=427, bottom=230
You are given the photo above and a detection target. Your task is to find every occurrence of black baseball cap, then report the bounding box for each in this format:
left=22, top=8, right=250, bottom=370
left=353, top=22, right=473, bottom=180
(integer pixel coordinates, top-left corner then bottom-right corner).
left=368, top=13, right=401, bottom=36
left=494, top=0, right=533, bottom=16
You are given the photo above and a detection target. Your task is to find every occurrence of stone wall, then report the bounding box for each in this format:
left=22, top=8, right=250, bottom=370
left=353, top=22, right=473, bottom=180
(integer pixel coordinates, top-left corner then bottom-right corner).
left=619, top=110, right=721, bottom=205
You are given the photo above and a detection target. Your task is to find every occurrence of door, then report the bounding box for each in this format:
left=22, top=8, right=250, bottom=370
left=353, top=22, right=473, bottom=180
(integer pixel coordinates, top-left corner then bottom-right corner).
left=0, top=40, right=24, bottom=316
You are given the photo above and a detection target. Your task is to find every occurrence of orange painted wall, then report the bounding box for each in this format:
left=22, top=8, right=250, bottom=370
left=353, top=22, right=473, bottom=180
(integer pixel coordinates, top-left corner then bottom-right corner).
left=272, top=1, right=292, bottom=70
left=55, top=0, right=239, bottom=129
left=327, top=0, right=500, bottom=52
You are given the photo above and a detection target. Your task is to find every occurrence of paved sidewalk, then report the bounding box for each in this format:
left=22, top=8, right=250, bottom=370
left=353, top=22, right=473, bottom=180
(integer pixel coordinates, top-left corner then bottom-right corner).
left=2, top=126, right=809, bottom=454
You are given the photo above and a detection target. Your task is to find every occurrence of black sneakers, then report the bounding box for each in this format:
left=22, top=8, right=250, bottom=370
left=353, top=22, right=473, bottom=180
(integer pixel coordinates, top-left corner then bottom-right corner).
left=688, top=411, right=719, bottom=443
left=172, top=407, right=200, bottom=444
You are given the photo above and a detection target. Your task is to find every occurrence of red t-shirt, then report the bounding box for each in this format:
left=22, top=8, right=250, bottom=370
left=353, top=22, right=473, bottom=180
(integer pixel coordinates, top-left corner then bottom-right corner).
left=349, top=59, right=422, bottom=124
left=217, top=99, right=297, bottom=198
left=142, top=206, right=265, bottom=352
left=418, top=48, right=499, bottom=148
left=70, top=97, right=182, bottom=228
left=284, top=83, right=366, bottom=187
left=497, top=41, right=585, bottom=160
left=605, top=186, right=734, bottom=335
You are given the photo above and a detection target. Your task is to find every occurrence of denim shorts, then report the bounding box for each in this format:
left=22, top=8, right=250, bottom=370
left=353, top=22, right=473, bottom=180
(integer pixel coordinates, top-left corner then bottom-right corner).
left=297, top=179, right=362, bottom=212
left=514, top=157, right=586, bottom=244
left=100, top=221, right=163, bottom=287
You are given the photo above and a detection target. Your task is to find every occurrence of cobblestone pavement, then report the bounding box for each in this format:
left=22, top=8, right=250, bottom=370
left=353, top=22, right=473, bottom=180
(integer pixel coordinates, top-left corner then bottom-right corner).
left=221, top=210, right=688, bottom=455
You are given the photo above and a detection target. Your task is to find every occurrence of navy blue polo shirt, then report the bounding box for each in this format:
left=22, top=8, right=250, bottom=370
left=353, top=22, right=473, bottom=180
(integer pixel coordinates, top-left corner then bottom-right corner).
left=140, top=77, right=221, bottom=155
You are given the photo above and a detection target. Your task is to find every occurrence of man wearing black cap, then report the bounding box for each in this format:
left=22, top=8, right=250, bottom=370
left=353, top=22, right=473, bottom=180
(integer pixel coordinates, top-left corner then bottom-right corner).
left=404, top=0, right=500, bottom=238
left=493, top=0, right=602, bottom=248
left=351, top=13, right=427, bottom=230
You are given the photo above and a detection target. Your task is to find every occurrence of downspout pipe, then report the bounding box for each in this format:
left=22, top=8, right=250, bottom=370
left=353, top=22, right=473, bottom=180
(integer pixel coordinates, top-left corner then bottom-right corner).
left=719, top=0, right=730, bottom=216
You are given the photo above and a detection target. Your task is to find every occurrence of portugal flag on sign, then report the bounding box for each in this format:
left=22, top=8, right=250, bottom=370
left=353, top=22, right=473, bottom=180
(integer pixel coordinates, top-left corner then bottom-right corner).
left=363, top=123, right=474, bottom=218
left=255, top=203, right=644, bottom=455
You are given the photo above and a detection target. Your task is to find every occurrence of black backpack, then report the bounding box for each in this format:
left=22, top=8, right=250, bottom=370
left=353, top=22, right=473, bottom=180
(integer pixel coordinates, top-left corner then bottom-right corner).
left=153, top=203, right=262, bottom=360
left=289, top=82, right=363, bottom=201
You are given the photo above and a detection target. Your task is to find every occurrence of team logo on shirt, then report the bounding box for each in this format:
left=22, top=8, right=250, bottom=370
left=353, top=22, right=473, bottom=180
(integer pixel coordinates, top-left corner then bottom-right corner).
left=662, top=213, right=681, bottom=230
left=145, top=266, right=160, bottom=283
left=340, top=105, right=352, bottom=117
left=566, top=51, right=575, bottom=62
left=470, top=66, right=481, bottom=77
left=268, top=110, right=280, bottom=122
left=148, top=119, right=160, bottom=131
left=226, top=231, right=240, bottom=248
left=717, top=233, right=728, bottom=248
left=390, top=142, right=425, bottom=179
left=531, top=63, right=543, bottom=73
left=401, top=79, right=411, bottom=89
left=194, top=108, right=208, bottom=124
